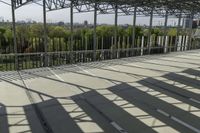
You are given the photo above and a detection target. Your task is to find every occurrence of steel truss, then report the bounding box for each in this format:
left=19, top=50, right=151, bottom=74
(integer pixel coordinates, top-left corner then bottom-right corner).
left=12, top=0, right=200, bottom=18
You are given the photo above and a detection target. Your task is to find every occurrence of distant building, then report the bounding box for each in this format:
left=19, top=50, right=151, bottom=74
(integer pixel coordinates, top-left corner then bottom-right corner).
left=84, top=20, right=88, bottom=28
left=192, top=20, right=200, bottom=28
left=182, top=17, right=191, bottom=28
left=182, top=16, right=200, bottom=29
left=0, top=17, right=4, bottom=22
left=58, top=21, right=65, bottom=26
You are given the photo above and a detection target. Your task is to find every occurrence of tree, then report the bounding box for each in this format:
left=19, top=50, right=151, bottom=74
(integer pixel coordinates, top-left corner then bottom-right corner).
left=0, top=28, right=7, bottom=53
left=48, top=26, right=69, bottom=38
left=96, top=26, right=114, bottom=37
left=167, top=28, right=177, bottom=36
left=30, top=24, right=44, bottom=37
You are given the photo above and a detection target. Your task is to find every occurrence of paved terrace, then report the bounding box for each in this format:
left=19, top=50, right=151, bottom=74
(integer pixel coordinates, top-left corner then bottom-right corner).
left=0, top=49, right=200, bottom=133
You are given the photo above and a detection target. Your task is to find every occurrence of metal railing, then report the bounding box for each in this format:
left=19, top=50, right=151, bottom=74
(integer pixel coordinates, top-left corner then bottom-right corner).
left=0, top=35, right=199, bottom=71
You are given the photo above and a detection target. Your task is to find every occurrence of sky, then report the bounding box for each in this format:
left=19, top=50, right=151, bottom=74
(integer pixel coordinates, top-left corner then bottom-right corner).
left=0, top=1, right=179, bottom=26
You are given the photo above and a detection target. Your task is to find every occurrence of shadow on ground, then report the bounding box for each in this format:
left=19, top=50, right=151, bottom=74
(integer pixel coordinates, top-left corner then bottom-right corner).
left=0, top=66, right=200, bottom=133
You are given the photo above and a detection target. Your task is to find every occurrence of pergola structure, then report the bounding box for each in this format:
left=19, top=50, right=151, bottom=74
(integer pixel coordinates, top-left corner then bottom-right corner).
left=10, top=0, right=200, bottom=69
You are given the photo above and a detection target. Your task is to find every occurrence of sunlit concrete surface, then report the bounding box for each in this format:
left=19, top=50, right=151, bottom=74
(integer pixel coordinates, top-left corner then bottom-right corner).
left=0, top=49, right=200, bottom=133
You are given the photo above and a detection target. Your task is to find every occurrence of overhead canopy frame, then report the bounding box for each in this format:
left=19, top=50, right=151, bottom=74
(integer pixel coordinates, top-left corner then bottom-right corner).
left=13, top=0, right=200, bottom=18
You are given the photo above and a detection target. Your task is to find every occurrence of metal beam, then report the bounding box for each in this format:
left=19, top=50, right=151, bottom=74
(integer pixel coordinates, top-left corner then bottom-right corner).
left=70, top=1, right=74, bottom=63
left=188, top=13, right=194, bottom=50
left=176, top=13, right=182, bottom=51
left=163, top=10, right=168, bottom=53
left=43, top=0, right=48, bottom=67
left=93, top=3, right=97, bottom=61
left=114, top=4, right=118, bottom=51
left=132, top=6, right=137, bottom=48
left=0, top=0, right=11, bottom=6
left=148, top=8, right=153, bottom=54
left=13, top=0, right=200, bottom=19
left=11, top=0, right=18, bottom=70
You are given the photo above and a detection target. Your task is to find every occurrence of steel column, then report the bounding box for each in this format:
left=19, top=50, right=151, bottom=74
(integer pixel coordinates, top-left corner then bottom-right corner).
left=176, top=13, right=182, bottom=51
left=11, top=0, right=18, bottom=70
left=147, top=8, right=153, bottom=54
left=188, top=13, right=193, bottom=50
left=114, top=5, right=118, bottom=46
left=132, top=6, right=137, bottom=48
left=114, top=4, right=118, bottom=58
left=163, top=10, right=168, bottom=53
left=43, top=0, right=48, bottom=66
left=93, top=3, right=97, bottom=61
left=70, top=1, right=74, bottom=62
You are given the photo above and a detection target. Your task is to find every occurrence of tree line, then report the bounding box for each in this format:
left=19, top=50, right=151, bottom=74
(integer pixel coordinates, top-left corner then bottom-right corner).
left=0, top=23, right=186, bottom=53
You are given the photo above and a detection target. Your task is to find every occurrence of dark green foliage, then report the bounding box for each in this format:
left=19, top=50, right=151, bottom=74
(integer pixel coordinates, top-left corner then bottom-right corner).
left=0, top=23, right=182, bottom=53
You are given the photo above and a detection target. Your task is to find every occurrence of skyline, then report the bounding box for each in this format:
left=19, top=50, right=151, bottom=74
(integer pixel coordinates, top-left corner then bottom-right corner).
left=0, top=1, right=179, bottom=26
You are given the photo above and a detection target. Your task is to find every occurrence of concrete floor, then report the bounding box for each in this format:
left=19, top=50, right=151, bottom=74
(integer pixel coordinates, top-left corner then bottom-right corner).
left=0, top=50, right=200, bottom=133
